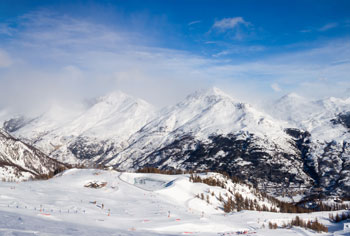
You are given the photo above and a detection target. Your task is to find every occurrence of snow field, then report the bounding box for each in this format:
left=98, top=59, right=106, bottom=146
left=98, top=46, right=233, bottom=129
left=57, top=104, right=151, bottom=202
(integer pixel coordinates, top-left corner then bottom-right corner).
left=0, top=169, right=348, bottom=236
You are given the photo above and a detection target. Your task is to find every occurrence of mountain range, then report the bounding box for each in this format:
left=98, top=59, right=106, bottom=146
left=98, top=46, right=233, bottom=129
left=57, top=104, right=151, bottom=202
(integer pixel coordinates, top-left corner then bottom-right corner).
left=1, top=88, right=349, bottom=203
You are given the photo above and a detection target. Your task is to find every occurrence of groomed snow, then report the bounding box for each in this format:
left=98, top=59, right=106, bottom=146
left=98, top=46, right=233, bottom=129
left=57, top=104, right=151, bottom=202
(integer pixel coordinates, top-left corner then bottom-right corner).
left=0, top=169, right=347, bottom=235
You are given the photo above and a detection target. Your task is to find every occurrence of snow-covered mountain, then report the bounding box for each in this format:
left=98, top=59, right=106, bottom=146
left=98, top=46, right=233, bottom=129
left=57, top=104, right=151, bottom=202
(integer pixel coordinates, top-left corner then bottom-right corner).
left=272, top=93, right=350, bottom=141
left=101, top=88, right=313, bottom=198
left=2, top=91, right=156, bottom=164
left=270, top=94, right=350, bottom=200
left=105, top=88, right=293, bottom=165
left=0, top=128, right=66, bottom=181
left=1, top=88, right=350, bottom=202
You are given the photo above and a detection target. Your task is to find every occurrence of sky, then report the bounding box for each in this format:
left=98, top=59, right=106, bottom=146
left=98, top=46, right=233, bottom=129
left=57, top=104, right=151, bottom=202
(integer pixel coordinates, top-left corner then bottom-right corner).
left=0, top=0, right=349, bottom=113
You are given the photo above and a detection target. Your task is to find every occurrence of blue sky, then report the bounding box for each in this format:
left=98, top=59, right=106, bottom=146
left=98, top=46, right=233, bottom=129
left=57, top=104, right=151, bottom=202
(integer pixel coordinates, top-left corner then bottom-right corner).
left=0, top=0, right=349, bottom=111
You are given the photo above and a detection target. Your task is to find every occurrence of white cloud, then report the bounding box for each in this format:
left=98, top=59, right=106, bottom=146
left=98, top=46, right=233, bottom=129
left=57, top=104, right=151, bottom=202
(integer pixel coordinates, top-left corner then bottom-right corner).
left=188, top=20, right=201, bottom=26
left=301, top=22, right=338, bottom=33
left=0, top=10, right=349, bottom=114
left=205, top=41, right=217, bottom=44
left=0, top=11, right=213, bottom=110
left=300, top=29, right=312, bottom=33
left=212, top=50, right=230, bottom=57
left=319, top=22, right=338, bottom=31
left=213, top=45, right=265, bottom=57
left=17, top=12, right=124, bottom=50
left=62, top=65, right=83, bottom=81
left=0, top=49, right=12, bottom=68
left=271, top=83, right=282, bottom=92
left=212, top=17, right=248, bottom=31
left=211, top=17, right=252, bottom=40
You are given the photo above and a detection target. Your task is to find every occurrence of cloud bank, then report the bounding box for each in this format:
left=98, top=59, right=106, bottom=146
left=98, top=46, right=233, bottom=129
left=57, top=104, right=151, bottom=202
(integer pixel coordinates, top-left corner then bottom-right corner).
left=0, top=11, right=349, bottom=115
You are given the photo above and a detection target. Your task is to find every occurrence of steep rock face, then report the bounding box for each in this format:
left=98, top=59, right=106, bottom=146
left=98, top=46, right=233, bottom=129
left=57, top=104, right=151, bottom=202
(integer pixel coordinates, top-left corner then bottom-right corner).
left=0, top=129, right=66, bottom=181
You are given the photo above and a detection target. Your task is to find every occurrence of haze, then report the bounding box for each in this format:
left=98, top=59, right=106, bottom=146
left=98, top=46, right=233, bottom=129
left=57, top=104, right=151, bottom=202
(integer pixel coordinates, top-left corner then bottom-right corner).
left=0, top=0, right=349, bottom=115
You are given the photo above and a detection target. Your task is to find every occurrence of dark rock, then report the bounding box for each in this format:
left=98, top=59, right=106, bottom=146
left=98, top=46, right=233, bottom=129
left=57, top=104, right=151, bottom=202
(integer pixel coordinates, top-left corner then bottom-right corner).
left=331, top=112, right=350, bottom=129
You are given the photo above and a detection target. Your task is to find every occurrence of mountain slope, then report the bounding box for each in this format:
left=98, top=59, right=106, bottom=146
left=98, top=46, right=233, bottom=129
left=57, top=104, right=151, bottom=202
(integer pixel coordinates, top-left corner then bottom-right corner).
left=3, top=91, right=156, bottom=164
left=272, top=94, right=350, bottom=141
left=100, top=88, right=316, bottom=200
left=101, top=89, right=350, bottom=201
left=1, top=88, right=350, bottom=201
left=108, top=87, right=292, bottom=162
left=271, top=94, right=350, bottom=200
left=0, top=128, right=66, bottom=181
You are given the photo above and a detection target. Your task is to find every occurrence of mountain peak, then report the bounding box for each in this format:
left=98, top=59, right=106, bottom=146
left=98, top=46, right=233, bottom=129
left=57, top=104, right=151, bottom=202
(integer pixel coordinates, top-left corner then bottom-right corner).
left=202, top=87, right=230, bottom=97
left=209, top=87, right=228, bottom=96
left=274, top=93, right=307, bottom=109
left=278, top=92, right=303, bottom=101
left=95, top=91, right=153, bottom=110
left=97, top=91, right=131, bottom=104
left=185, top=87, right=233, bottom=102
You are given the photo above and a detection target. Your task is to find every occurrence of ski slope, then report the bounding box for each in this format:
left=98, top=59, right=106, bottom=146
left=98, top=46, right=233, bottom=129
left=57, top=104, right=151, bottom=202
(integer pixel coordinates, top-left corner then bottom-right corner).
left=0, top=169, right=347, bottom=236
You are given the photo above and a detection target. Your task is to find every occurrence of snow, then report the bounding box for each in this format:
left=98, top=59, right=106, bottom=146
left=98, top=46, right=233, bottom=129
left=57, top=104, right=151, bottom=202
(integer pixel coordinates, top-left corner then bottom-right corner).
left=0, top=166, right=34, bottom=182
left=1, top=91, right=156, bottom=164
left=0, top=129, right=63, bottom=182
left=108, top=87, right=295, bottom=167
left=271, top=92, right=350, bottom=142
left=0, top=109, right=11, bottom=124
left=0, top=88, right=299, bottom=166
left=1, top=88, right=350, bottom=204
left=59, top=91, right=155, bottom=139
left=2, top=87, right=350, bottom=170
left=0, top=169, right=347, bottom=235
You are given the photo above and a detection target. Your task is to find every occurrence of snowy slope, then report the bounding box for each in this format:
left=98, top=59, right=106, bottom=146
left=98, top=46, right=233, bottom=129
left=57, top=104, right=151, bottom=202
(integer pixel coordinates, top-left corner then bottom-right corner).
left=1, top=88, right=350, bottom=200
left=41, top=91, right=156, bottom=164
left=272, top=93, right=350, bottom=142
left=2, top=91, right=156, bottom=164
left=108, top=87, right=295, bottom=166
left=99, top=88, right=318, bottom=200
left=139, top=87, right=288, bottom=139
left=56, top=91, right=155, bottom=139
left=0, top=128, right=66, bottom=181
left=271, top=94, right=350, bottom=199
left=0, top=169, right=346, bottom=236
